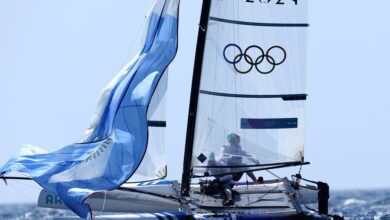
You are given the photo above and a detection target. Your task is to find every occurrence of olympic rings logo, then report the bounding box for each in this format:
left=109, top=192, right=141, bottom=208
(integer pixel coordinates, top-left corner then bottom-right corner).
left=223, top=44, right=287, bottom=74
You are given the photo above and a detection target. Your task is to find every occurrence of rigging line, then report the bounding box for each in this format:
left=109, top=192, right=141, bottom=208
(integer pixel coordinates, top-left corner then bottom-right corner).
left=12, top=180, right=41, bottom=191
left=118, top=186, right=178, bottom=201
left=9, top=182, right=36, bottom=203
left=122, top=175, right=167, bottom=184
left=248, top=184, right=280, bottom=206
left=298, top=157, right=303, bottom=175
left=266, top=169, right=282, bottom=180
left=119, top=1, right=155, bottom=68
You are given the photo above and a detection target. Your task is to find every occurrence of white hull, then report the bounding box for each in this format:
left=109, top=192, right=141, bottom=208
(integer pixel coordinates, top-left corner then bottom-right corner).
left=40, top=179, right=327, bottom=220
left=38, top=181, right=181, bottom=213
left=54, top=213, right=185, bottom=220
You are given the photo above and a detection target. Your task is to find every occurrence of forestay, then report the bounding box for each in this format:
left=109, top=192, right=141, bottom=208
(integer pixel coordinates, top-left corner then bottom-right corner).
left=0, top=0, right=179, bottom=218
left=190, top=0, right=308, bottom=177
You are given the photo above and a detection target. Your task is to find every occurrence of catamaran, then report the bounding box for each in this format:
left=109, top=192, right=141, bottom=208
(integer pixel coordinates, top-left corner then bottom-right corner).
left=1, top=0, right=344, bottom=219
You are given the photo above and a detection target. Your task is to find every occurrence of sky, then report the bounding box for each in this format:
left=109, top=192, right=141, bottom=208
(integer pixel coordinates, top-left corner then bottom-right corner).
left=0, top=0, right=390, bottom=204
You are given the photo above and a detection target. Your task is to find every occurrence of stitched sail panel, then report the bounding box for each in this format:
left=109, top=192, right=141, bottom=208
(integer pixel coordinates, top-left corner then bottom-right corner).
left=191, top=0, right=308, bottom=177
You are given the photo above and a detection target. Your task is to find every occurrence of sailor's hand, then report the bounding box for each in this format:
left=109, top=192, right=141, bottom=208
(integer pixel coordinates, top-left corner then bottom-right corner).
left=210, top=179, right=219, bottom=185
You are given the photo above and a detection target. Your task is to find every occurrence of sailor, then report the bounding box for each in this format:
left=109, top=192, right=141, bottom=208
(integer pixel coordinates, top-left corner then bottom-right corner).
left=220, top=133, right=259, bottom=183
left=206, top=152, right=235, bottom=206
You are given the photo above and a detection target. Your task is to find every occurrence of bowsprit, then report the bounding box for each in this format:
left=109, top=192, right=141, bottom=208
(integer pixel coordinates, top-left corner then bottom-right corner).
left=223, top=44, right=287, bottom=74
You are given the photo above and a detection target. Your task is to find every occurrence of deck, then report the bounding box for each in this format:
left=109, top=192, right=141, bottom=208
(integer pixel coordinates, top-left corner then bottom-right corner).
left=188, top=179, right=300, bottom=216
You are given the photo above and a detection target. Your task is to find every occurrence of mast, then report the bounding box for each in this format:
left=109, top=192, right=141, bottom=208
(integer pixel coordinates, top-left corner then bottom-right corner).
left=181, top=0, right=212, bottom=196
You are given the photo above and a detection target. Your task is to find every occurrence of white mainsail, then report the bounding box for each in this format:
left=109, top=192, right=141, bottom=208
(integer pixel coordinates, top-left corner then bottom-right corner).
left=187, top=0, right=309, bottom=177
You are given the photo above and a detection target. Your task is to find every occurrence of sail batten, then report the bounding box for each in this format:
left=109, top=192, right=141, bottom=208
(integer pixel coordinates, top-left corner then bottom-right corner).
left=200, top=90, right=307, bottom=100
left=209, top=16, right=309, bottom=27
left=148, top=121, right=167, bottom=127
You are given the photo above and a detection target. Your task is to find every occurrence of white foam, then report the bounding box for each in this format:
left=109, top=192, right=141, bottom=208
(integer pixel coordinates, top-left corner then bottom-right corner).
left=343, top=198, right=367, bottom=206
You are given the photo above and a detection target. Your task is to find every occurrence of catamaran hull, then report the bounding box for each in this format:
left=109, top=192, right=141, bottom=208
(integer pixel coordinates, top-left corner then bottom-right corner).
left=194, top=213, right=330, bottom=220
left=54, top=212, right=329, bottom=220
left=44, top=180, right=331, bottom=220
left=38, top=189, right=181, bottom=213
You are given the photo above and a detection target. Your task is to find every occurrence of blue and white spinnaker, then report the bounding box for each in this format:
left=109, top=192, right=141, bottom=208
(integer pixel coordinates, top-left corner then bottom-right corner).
left=0, top=0, right=179, bottom=218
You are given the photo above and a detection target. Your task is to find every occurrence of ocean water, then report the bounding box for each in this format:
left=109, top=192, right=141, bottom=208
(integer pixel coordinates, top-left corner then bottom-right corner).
left=1, top=190, right=389, bottom=220
left=329, top=190, right=390, bottom=220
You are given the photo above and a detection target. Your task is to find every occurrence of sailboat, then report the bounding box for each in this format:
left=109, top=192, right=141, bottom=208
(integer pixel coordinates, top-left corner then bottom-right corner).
left=0, top=0, right=344, bottom=219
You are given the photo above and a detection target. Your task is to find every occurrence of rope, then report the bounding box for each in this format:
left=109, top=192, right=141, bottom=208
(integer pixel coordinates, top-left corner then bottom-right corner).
left=12, top=180, right=42, bottom=191
left=101, top=191, right=108, bottom=212
left=8, top=183, right=35, bottom=203
left=266, top=169, right=282, bottom=180
left=248, top=184, right=280, bottom=206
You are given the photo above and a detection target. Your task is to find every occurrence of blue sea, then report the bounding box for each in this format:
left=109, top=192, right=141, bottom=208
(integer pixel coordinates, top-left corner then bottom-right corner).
left=328, top=190, right=390, bottom=219
left=1, top=190, right=389, bottom=220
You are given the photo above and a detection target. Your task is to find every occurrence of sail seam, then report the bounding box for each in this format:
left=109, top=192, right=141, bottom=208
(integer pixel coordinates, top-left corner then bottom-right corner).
left=209, top=16, right=309, bottom=27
